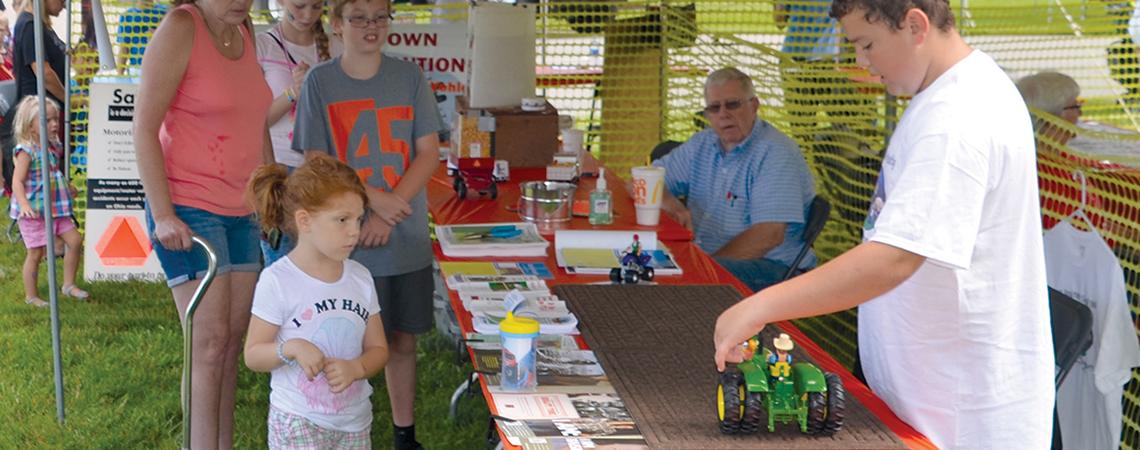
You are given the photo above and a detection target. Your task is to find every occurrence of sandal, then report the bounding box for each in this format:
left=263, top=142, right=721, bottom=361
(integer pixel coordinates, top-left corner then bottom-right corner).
left=25, top=297, right=48, bottom=308
left=61, top=285, right=90, bottom=301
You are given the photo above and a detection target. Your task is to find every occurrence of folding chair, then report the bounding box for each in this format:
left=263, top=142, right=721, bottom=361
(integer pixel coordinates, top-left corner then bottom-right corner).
left=1048, top=287, right=1094, bottom=450
left=649, top=140, right=682, bottom=162
left=782, top=195, right=831, bottom=281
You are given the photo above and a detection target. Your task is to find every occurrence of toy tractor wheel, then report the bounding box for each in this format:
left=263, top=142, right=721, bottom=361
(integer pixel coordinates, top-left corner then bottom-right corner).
left=490, top=183, right=499, bottom=200
left=609, top=268, right=622, bottom=283
left=739, top=391, right=765, bottom=434
left=457, top=181, right=468, bottom=200
left=821, top=372, right=846, bottom=435
left=716, top=370, right=744, bottom=434
left=641, top=266, right=655, bottom=282
left=623, top=270, right=640, bottom=284
left=452, top=175, right=462, bottom=192
left=806, top=372, right=846, bottom=436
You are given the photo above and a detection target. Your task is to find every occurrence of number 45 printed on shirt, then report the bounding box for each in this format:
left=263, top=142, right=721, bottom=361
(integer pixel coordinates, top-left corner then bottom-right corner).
left=328, top=99, right=414, bottom=190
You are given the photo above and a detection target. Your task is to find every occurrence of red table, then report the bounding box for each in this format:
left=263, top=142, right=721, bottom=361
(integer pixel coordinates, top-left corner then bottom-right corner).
left=428, top=162, right=935, bottom=449
left=429, top=164, right=693, bottom=241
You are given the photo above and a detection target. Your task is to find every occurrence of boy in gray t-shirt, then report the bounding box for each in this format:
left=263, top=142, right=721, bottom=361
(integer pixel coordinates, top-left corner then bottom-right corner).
left=293, top=54, right=442, bottom=279
left=293, top=51, right=443, bottom=450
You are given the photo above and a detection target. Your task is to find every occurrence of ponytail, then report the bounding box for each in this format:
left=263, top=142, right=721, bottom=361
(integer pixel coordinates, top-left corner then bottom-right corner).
left=313, top=20, right=330, bottom=62
left=246, top=155, right=368, bottom=238
left=246, top=164, right=290, bottom=234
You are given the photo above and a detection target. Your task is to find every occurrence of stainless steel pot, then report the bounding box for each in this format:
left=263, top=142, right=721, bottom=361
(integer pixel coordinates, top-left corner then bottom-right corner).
left=518, top=181, right=576, bottom=223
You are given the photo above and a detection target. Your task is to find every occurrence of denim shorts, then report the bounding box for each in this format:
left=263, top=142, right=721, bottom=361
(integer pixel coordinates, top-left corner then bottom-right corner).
left=146, top=204, right=262, bottom=287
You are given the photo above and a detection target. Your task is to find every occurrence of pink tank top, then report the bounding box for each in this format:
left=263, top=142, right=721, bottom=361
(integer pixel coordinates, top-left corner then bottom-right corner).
left=159, top=4, right=271, bottom=216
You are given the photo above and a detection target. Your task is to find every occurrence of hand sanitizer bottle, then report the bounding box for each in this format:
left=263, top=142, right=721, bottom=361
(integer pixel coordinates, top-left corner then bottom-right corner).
left=589, top=168, right=614, bottom=225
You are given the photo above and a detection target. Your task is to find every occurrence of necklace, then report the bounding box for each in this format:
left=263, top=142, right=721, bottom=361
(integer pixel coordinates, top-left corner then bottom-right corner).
left=203, top=12, right=238, bottom=48
left=222, top=25, right=237, bottom=47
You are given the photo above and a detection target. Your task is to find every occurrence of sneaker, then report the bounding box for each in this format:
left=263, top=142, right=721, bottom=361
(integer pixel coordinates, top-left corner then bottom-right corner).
left=394, top=440, right=424, bottom=450
left=394, top=424, right=424, bottom=450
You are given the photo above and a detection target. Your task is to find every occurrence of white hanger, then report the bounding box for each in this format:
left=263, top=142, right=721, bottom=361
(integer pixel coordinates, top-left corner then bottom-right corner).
left=1066, top=170, right=1102, bottom=239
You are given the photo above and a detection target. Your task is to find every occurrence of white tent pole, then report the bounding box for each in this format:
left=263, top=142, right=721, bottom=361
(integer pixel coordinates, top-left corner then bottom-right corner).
left=90, top=0, right=117, bottom=71
left=31, top=0, right=66, bottom=425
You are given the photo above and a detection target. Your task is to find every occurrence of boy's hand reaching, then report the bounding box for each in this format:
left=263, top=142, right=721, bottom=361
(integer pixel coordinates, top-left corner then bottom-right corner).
left=323, top=358, right=365, bottom=393
left=713, top=299, right=767, bottom=371
left=284, top=339, right=325, bottom=380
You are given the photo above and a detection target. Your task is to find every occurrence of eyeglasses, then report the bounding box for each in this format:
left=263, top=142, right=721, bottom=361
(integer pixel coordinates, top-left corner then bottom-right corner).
left=1062, top=103, right=1082, bottom=113
left=344, top=12, right=393, bottom=28
left=704, top=97, right=754, bottom=114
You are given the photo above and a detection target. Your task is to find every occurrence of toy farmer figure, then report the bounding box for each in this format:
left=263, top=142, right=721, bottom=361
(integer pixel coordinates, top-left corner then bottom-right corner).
left=622, top=234, right=649, bottom=267
left=768, top=333, right=795, bottom=378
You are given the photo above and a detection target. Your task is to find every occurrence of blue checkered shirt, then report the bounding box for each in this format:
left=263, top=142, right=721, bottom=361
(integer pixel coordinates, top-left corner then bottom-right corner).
left=653, top=119, right=815, bottom=268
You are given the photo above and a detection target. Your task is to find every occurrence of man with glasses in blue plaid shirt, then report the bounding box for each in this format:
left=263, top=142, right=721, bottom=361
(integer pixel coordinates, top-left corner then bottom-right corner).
left=649, top=67, right=816, bottom=292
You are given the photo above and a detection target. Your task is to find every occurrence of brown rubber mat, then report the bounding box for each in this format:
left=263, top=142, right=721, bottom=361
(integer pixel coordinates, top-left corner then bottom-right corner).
left=552, top=284, right=907, bottom=449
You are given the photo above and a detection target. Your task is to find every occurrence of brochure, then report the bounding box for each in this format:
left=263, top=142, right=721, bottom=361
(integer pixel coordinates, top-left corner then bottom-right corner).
left=516, top=437, right=649, bottom=450
left=465, top=296, right=569, bottom=317
left=554, top=230, right=682, bottom=275
left=439, top=261, right=554, bottom=279
left=446, top=274, right=549, bottom=291
left=471, top=347, right=613, bottom=393
left=498, top=418, right=645, bottom=446
left=473, top=311, right=579, bottom=335
left=492, top=392, right=631, bottom=422
left=493, top=393, right=580, bottom=420
left=437, top=222, right=550, bottom=258
left=464, top=332, right=578, bottom=351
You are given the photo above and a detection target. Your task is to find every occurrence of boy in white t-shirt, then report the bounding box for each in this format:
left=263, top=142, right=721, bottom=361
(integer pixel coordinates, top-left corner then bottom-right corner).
left=713, top=1, right=1054, bottom=448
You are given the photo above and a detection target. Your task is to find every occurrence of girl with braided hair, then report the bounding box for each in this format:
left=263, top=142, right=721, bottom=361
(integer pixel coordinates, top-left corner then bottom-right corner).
left=257, top=0, right=342, bottom=266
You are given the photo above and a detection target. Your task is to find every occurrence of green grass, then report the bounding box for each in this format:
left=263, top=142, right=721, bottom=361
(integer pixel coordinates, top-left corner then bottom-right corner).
left=0, top=197, right=489, bottom=448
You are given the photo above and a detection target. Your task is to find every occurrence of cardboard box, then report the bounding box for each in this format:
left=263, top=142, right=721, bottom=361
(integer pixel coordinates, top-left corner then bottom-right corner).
left=455, top=97, right=560, bottom=168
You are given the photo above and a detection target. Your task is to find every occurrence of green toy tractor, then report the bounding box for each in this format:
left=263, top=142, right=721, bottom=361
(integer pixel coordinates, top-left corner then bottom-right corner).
left=716, top=335, right=845, bottom=436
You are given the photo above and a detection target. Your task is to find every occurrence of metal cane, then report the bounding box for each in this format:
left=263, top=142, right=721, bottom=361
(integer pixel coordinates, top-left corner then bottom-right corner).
left=182, top=236, right=218, bottom=450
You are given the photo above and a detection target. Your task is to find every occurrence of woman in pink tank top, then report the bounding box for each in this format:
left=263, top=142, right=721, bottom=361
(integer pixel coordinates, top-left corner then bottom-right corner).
left=133, top=0, right=271, bottom=446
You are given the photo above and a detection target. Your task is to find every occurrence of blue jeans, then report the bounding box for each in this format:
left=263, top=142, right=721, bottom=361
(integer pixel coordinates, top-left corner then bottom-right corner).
left=145, top=204, right=261, bottom=288
left=715, top=257, right=790, bottom=293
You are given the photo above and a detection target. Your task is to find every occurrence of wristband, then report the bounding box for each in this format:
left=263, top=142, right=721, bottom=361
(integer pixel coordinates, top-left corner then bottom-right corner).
left=277, top=341, right=297, bottom=367
left=285, top=88, right=296, bottom=103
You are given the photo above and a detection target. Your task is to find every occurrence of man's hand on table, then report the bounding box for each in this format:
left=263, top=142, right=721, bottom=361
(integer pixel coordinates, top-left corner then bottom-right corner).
left=662, top=196, right=693, bottom=230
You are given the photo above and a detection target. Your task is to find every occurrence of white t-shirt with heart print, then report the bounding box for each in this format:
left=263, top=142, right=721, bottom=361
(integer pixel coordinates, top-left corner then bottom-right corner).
left=251, top=256, right=381, bottom=433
